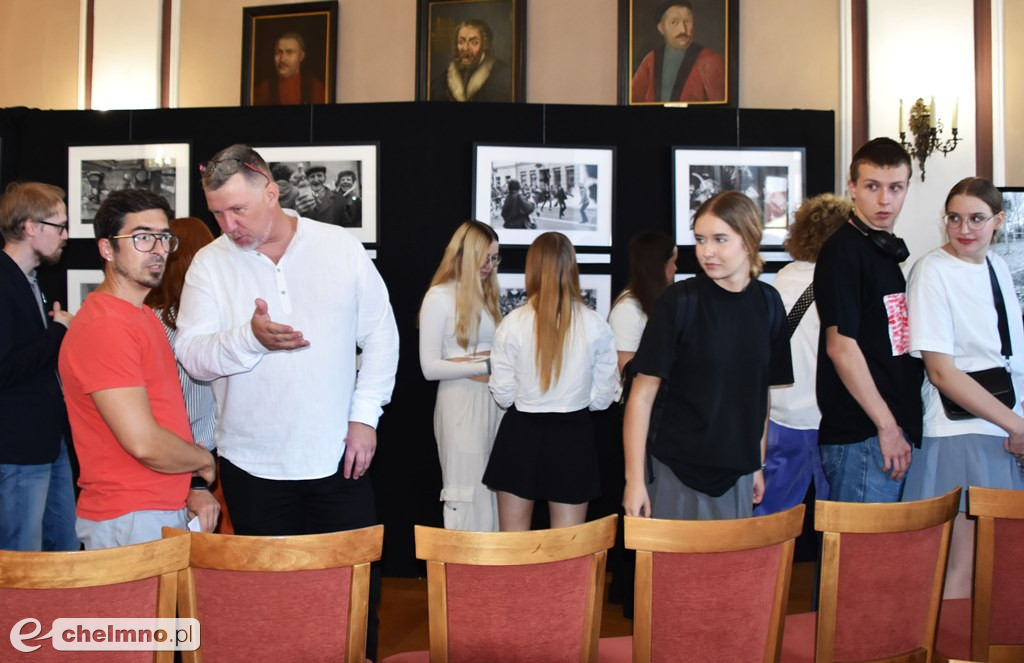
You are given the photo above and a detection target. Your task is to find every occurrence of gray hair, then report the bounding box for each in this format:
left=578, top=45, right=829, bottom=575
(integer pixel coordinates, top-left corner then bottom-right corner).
left=201, top=144, right=271, bottom=191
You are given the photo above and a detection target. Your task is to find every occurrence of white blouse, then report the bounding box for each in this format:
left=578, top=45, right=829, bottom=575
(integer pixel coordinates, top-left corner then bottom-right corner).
left=489, top=303, right=618, bottom=413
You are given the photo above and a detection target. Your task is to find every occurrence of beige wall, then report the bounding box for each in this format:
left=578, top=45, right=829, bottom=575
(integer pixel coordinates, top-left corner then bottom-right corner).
left=0, top=0, right=839, bottom=111
left=1005, top=1, right=1024, bottom=184
left=739, top=0, right=840, bottom=111
left=0, top=0, right=80, bottom=109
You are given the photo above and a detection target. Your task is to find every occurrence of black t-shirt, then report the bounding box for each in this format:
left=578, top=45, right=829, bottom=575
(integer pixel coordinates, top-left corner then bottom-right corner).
left=814, top=223, right=923, bottom=446
left=632, top=273, right=794, bottom=496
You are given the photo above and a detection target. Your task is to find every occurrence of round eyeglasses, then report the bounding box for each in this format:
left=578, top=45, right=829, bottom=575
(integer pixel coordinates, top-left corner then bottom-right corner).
left=942, top=213, right=996, bottom=230
left=108, top=232, right=180, bottom=253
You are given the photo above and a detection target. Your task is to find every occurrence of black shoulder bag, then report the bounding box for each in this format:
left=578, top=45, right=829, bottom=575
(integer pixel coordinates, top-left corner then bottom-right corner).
left=939, top=257, right=1017, bottom=420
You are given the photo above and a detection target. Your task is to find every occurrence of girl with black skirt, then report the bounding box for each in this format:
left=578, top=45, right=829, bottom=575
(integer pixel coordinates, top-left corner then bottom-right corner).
left=483, top=232, right=618, bottom=530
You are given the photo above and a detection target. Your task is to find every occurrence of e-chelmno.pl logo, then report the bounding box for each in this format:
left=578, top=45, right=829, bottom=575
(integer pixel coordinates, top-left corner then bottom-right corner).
left=9, top=618, right=199, bottom=653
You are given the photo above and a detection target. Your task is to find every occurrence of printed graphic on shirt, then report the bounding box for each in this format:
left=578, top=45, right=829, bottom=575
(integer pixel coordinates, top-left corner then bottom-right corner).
left=883, top=292, right=910, bottom=356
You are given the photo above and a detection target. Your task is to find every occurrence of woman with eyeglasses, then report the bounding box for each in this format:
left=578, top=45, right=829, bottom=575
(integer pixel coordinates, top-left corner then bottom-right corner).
left=905, top=176, right=1024, bottom=599
left=482, top=232, right=618, bottom=531
left=418, top=220, right=504, bottom=531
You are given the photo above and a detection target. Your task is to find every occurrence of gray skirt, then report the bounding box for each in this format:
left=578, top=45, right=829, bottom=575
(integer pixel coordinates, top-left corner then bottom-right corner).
left=902, top=433, right=1024, bottom=511
left=648, top=455, right=754, bottom=520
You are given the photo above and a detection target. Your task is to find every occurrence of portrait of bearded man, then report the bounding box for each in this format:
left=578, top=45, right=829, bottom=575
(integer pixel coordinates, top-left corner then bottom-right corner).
left=429, top=18, right=513, bottom=102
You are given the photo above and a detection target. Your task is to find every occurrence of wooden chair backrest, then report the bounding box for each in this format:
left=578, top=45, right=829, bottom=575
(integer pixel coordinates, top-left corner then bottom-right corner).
left=0, top=535, right=190, bottom=663
left=165, top=524, right=383, bottom=663
left=967, top=486, right=1024, bottom=663
left=414, top=515, right=617, bottom=663
left=625, top=505, right=805, bottom=663
left=813, top=487, right=961, bottom=663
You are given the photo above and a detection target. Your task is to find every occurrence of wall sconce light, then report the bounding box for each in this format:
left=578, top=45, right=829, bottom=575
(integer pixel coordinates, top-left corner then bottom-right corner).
left=898, top=97, right=960, bottom=181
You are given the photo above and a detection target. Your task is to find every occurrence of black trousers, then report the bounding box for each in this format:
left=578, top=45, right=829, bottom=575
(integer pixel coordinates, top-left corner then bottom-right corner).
left=219, top=457, right=381, bottom=661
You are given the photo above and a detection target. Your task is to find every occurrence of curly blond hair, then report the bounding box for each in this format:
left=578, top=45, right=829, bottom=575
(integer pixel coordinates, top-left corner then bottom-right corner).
left=784, top=194, right=853, bottom=262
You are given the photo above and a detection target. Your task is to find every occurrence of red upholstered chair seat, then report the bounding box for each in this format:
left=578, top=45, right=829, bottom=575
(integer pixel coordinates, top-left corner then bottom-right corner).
left=382, top=516, right=616, bottom=663
left=191, top=567, right=351, bottom=662
left=780, top=489, right=960, bottom=663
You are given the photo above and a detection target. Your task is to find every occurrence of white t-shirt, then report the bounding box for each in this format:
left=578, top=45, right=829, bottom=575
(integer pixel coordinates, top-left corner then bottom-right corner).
left=489, top=303, right=617, bottom=413
left=608, top=291, right=647, bottom=402
left=906, top=247, right=1024, bottom=438
left=608, top=292, right=647, bottom=352
left=768, top=261, right=820, bottom=429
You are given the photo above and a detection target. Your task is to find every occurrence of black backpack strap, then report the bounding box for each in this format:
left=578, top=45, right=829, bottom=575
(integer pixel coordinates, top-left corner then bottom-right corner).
left=785, top=283, right=815, bottom=339
left=675, top=277, right=699, bottom=343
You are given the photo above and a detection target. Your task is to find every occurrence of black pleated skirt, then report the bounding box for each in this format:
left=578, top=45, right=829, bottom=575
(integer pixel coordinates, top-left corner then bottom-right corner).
left=482, top=406, right=600, bottom=505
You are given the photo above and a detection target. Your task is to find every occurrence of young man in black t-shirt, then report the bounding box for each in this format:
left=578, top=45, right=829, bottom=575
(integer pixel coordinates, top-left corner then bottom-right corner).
left=814, top=137, right=923, bottom=503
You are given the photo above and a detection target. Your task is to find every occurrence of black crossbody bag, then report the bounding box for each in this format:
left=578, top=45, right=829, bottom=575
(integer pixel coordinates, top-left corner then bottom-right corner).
left=939, top=258, right=1017, bottom=420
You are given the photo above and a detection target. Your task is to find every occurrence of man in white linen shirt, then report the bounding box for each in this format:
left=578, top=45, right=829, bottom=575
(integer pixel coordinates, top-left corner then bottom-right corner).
left=174, top=144, right=398, bottom=661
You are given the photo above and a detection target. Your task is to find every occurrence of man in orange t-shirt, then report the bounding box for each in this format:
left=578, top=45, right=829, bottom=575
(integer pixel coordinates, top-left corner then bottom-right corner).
left=252, top=32, right=326, bottom=105
left=58, top=189, right=217, bottom=549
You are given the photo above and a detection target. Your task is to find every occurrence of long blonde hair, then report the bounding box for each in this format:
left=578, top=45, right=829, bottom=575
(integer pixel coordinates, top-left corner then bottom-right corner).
left=427, top=220, right=502, bottom=349
left=525, top=232, right=583, bottom=392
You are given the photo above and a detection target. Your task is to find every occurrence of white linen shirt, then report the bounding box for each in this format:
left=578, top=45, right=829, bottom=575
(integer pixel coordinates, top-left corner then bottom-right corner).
left=174, top=213, right=399, bottom=479
left=489, top=303, right=617, bottom=413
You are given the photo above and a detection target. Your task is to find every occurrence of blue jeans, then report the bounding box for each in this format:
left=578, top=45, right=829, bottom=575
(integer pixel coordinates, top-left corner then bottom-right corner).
left=0, top=439, right=79, bottom=551
left=820, top=436, right=906, bottom=503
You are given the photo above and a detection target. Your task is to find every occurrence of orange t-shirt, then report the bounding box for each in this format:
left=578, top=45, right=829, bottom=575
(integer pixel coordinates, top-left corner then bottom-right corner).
left=58, top=293, right=193, bottom=520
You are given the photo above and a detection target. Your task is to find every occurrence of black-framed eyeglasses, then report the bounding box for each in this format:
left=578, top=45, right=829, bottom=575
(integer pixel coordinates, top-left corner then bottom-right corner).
left=942, top=212, right=997, bottom=230
left=199, top=158, right=270, bottom=185
left=483, top=254, right=502, bottom=266
left=108, top=232, right=180, bottom=253
left=35, top=219, right=69, bottom=234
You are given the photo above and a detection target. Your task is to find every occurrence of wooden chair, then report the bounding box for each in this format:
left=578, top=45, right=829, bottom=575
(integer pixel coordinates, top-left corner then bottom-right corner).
left=0, top=535, right=190, bottom=662
left=382, top=515, right=617, bottom=663
left=166, top=524, right=383, bottom=663
left=781, top=487, right=961, bottom=663
left=596, top=505, right=805, bottom=663
left=935, top=486, right=1024, bottom=663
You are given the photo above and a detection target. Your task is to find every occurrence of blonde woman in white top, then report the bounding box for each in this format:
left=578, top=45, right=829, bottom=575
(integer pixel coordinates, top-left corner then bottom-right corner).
left=483, top=232, right=618, bottom=531
left=419, top=221, right=503, bottom=531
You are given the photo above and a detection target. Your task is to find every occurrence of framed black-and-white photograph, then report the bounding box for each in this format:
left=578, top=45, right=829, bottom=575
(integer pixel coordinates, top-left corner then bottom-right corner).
left=241, top=1, right=337, bottom=106
left=992, top=186, right=1024, bottom=308
left=673, top=147, right=805, bottom=247
left=497, top=272, right=612, bottom=318
left=416, top=0, right=525, bottom=102
left=253, top=144, right=378, bottom=245
left=66, top=269, right=104, bottom=314
left=474, top=144, right=614, bottom=248
left=68, top=143, right=190, bottom=240
left=619, top=0, right=739, bottom=106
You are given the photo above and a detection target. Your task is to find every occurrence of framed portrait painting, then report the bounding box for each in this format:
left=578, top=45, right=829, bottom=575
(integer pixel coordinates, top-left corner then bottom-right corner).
left=252, top=144, right=379, bottom=245
left=474, top=144, right=614, bottom=248
left=67, top=143, right=190, bottom=240
left=497, top=272, right=612, bottom=318
left=416, top=0, right=525, bottom=102
left=619, top=0, right=739, bottom=106
left=673, top=146, right=805, bottom=247
left=241, top=1, right=337, bottom=106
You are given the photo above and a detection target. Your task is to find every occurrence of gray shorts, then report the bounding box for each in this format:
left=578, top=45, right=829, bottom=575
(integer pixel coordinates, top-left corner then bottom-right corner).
left=76, top=508, right=188, bottom=550
left=648, top=455, right=754, bottom=520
